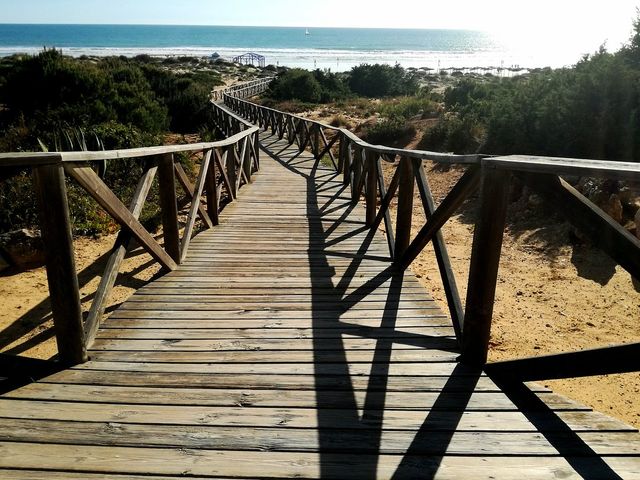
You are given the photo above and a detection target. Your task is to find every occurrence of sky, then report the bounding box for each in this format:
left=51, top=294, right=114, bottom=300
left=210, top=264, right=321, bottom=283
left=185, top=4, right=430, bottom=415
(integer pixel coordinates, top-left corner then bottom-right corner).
left=2, top=0, right=640, bottom=49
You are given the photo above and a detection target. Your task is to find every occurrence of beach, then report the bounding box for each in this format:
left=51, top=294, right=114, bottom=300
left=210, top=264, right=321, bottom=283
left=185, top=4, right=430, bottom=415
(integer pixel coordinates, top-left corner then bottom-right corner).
left=0, top=24, right=606, bottom=71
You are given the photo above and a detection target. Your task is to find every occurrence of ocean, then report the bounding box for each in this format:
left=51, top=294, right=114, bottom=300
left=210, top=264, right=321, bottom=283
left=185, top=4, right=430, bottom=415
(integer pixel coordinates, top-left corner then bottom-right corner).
left=0, top=24, right=594, bottom=72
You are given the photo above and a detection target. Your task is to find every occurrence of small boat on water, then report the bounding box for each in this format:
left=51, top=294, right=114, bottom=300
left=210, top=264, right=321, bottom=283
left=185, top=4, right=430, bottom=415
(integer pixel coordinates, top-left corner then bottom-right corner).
left=305, top=28, right=310, bottom=36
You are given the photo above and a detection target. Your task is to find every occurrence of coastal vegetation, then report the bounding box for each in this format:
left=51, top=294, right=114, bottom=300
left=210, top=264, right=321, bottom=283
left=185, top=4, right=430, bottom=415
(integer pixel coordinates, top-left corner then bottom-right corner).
left=0, top=50, right=229, bottom=235
left=262, top=17, right=640, bottom=164
left=250, top=22, right=640, bottom=428
left=421, top=46, right=640, bottom=160
left=4, top=16, right=640, bottom=236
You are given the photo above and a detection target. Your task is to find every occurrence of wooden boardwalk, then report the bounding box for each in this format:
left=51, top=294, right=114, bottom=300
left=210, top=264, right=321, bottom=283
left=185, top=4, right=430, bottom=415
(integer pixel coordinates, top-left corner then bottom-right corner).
left=0, top=132, right=639, bottom=479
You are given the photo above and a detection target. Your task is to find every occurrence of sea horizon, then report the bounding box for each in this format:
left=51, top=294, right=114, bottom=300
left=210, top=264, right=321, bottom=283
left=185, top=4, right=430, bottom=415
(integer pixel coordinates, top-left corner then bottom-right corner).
left=0, top=24, right=603, bottom=72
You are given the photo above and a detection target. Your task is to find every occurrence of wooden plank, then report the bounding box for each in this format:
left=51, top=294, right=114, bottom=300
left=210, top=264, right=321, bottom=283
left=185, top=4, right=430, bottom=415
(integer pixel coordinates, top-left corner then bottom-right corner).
left=251, top=131, right=260, bottom=172
left=0, top=129, right=260, bottom=165
left=1, top=419, right=636, bottom=456
left=205, top=148, right=220, bottom=226
left=105, top=309, right=447, bottom=320
left=111, top=301, right=440, bottom=312
left=1, top=442, right=638, bottom=479
left=0, top=471, right=237, bottom=480
left=57, top=348, right=460, bottom=364
left=317, top=129, right=338, bottom=169
left=365, top=151, right=378, bottom=225
left=74, top=360, right=462, bottom=376
left=89, top=337, right=455, bottom=352
left=485, top=154, right=640, bottom=181
left=376, top=157, right=396, bottom=258
left=65, top=165, right=177, bottom=271
left=343, top=136, right=353, bottom=185
left=33, top=164, right=87, bottom=365
left=351, top=147, right=362, bottom=202
left=93, top=326, right=453, bottom=340
left=228, top=145, right=238, bottom=198
left=5, top=400, right=613, bottom=432
left=43, top=370, right=511, bottom=392
left=99, top=318, right=450, bottom=331
left=214, top=148, right=235, bottom=201
left=239, top=136, right=250, bottom=186
left=5, top=384, right=589, bottom=411
left=124, top=292, right=434, bottom=302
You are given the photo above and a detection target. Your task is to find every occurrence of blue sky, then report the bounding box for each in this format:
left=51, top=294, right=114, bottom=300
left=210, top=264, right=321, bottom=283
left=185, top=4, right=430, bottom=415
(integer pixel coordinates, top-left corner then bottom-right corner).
left=2, top=0, right=640, bottom=48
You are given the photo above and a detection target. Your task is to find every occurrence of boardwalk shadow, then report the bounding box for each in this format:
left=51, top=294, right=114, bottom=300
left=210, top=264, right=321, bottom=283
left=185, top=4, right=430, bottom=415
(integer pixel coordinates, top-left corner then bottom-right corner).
left=262, top=133, right=476, bottom=479
left=486, top=371, right=624, bottom=480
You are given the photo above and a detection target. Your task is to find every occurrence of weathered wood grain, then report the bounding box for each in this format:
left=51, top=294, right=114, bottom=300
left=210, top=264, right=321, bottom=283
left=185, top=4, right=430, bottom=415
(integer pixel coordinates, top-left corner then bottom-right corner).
left=2, top=125, right=638, bottom=480
left=33, top=164, right=87, bottom=364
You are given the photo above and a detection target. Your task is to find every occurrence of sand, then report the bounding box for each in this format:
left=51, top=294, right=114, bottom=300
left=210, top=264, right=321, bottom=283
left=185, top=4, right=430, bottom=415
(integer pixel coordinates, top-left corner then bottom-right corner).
left=1, top=95, right=638, bottom=430
left=2, top=160, right=637, bottom=429
left=376, top=160, right=640, bottom=428
left=0, top=234, right=161, bottom=360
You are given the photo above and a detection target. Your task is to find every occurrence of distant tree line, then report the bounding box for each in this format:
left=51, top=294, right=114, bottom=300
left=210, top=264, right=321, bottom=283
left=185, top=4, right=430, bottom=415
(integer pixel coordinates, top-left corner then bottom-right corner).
left=0, top=49, right=224, bottom=152
left=266, top=63, right=419, bottom=103
left=420, top=19, right=640, bottom=161
left=267, top=17, right=640, bottom=163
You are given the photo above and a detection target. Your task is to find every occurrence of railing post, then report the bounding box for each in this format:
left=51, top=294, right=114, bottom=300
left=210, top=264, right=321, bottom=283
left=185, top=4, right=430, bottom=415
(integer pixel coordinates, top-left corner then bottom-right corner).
left=205, top=149, right=220, bottom=226
left=157, top=153, right=181, bottom=264
left=337, top=132, right=345, bottom=174
left=228, top=146, right=238, bottom=198
left=254, top=131, right=260, bottom=171
left=352, top=148, right=363, bottom=203
left=313, top=125, right=320, bottom=159
left=461, top=167, right=510, bottom=366
left=366, top=151, right=378, bottom=225
left=33, top=163, right=87, bottom=365
left=243, top=137, right=252, bottom=182
left=395, top=157, right=415, bottom=259
left=298, top=121, right=306, bottom=153
left=343, top=136, right=352, bottom=187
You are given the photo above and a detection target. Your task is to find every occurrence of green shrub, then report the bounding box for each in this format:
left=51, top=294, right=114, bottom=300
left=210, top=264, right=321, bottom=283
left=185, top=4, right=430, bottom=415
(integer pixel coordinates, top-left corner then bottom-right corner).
left=267, top=69, right=323, bottom=103
left=426, top=15, right=640, bottom=161
left=363, top=116, right=416, bottom=145
left=0, top=50, right=225, bottom=235
left=419, top=114, right=484, bottom=154
left=143, top=66, right=222, bottom=133
left=379, top=95, right=439, bottom=120
left=260, top=98, right=317, bottom=114
left=312, top=70, right=350, bottom=102
left=348, top=64, right=418, bottom=98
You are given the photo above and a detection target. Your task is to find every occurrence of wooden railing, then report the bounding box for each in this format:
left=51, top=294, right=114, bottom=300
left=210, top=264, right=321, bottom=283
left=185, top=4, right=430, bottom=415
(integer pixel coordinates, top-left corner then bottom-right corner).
left=224, top=92, right=640, bottom=377
left=0, top=97, right=263, bottom=366
left=224, top=93, right=478, bottom=345
left=212, top=77, right=275, bottom=102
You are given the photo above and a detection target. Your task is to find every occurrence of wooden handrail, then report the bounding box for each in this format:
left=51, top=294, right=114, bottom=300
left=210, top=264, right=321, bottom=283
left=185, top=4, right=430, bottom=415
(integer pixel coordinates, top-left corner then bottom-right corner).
left=224, top=93, right=481, bottom=165
left=0, top=123, right=258, bottom=168
left=212, top=77, right=275, bottom=102
left=485, top=155, right=640, bottom=180
left=0, top=99, right=265, bottom=365
left=223, top=86, right=640, bottom=379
